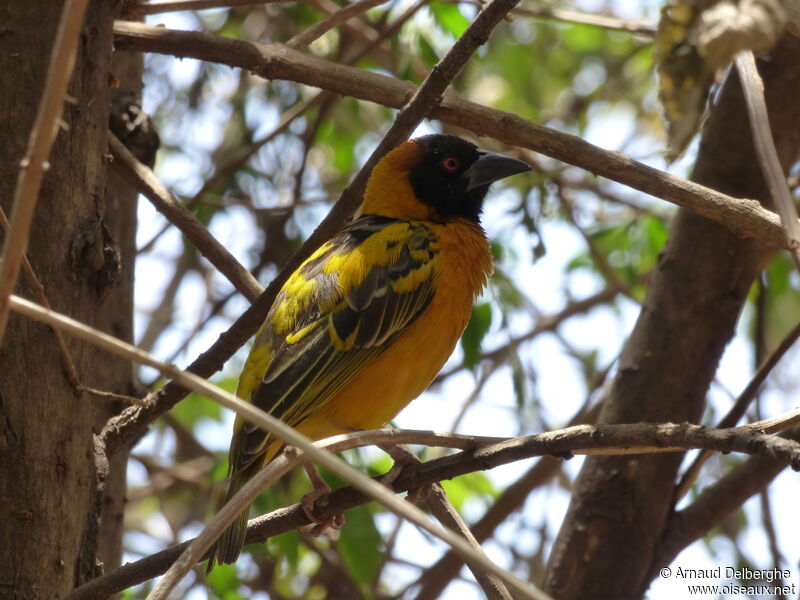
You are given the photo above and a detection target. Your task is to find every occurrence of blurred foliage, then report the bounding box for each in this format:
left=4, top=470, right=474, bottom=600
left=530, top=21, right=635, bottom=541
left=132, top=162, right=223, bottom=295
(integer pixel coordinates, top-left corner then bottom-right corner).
left=123, top=1, right=800, bottom=598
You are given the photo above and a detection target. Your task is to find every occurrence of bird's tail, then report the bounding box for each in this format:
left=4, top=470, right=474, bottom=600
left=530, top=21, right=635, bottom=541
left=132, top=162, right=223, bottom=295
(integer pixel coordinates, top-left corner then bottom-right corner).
left=206, top=464, right=258, bottom=572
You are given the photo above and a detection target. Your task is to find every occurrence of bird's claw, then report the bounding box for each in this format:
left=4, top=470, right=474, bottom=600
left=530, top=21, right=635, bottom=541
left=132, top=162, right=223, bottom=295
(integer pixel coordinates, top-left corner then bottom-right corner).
left=299, top=463, right=345, bottom=537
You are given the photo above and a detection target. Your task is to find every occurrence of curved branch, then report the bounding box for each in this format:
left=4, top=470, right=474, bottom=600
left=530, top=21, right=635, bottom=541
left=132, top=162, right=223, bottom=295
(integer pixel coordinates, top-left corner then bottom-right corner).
left=113, top=20, right=796, bottom=251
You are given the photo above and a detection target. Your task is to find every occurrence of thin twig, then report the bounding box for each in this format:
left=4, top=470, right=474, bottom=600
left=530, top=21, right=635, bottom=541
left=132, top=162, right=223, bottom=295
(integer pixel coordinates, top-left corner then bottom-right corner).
left=759, top=490, right=788, bottom=597
left=437, top=287, right=618, bottom=382
left=307, top=0, right=383, bottom=48
left=0, top=0, right=91, bottom=342
left=426, top=483, right=513, bottom=600
left=79, top=385, right=148, bottom=406
left=137, top=92, right=325, bottom=255
left=138, top=0, right=421, bottom=254
left=735, top=50, right=800, bottom=269
left=9, top=294, right=544, bottom=600
left=112, top=21, right=800, bottom=252
left=674, top=320, right=800, bottom=500
left=0, top=207, right=82, bottom=389
left=287, top=0, right=389, bottom=50
left=445, top=0, right=657, bottom=35
left=556, top=189, right=636, bottom=300
left=414, top=403, right=602, bottom=600
left=123, top=0, right=292, bottom=16
left=109, top=133, right=263, bottom=302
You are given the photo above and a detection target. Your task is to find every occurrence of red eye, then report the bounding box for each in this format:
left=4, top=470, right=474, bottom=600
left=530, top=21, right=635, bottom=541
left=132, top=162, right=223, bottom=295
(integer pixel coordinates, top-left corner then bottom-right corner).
left=442, top=157, right=459, bottom=171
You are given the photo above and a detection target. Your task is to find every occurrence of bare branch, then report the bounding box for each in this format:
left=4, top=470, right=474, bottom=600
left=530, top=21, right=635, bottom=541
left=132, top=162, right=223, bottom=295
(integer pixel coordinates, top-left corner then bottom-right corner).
left=286, top=0, right=389, bottom=50
left=65, top=419, right=800, bottom=599
left=653, top=427, right=800, bottom=578
left=123, top=0, right=293, bottom=17
left=426, top=483, right=513, bottom=600
left=10, top=294, right=544, bottom=600
left=137, top=92, right=325, bottom=255
left=675, top=320, right=800, bottom=499
left=437, top=287, right=618, bottom=382
left=736, top=50, right=800, bottom=268
left=112, top=21, right=799, bottom=252
left=441, top=0, right=657, bottom=35
left=109, top=133, right=263, bottom=301
left=414, top=402, right=602, bottom=600
left=0, top=0, right=91, bottom=342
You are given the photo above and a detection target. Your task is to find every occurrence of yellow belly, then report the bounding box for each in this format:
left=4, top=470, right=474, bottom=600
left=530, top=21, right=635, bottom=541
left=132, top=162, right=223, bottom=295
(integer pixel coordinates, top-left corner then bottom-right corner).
left=294, top=218, right=491, bottom=441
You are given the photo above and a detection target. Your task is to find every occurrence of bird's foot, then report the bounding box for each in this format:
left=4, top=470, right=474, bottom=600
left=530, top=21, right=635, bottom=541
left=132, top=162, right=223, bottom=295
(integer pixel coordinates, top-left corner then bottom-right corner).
left=378, top=444, right=432, bottom=504
left=299, top=462, right=345, bottom=537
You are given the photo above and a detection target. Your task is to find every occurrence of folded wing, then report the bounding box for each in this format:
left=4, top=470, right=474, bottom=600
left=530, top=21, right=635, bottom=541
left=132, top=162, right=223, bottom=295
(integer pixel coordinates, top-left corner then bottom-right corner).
left=230, top=215, right=439, bottom=473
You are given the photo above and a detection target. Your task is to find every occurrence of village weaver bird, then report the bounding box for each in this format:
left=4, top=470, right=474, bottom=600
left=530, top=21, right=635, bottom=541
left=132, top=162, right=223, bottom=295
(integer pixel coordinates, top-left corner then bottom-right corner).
left=208, top=134, right=530, bottom=569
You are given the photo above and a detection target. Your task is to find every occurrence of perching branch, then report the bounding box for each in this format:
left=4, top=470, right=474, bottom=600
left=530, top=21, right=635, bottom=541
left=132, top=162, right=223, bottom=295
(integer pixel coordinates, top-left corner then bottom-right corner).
left=113, top=20, right=799, bottom=252
left=65, top=420, right=800, bottom=599
left=10, top=294, right=544, bottom=600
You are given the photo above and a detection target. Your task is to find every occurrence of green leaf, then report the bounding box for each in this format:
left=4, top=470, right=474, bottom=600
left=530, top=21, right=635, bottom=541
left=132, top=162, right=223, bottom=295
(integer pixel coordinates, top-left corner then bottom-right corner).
left=317, top=118, right=358, bottom=174
left=441, top=471, right=497, bottom=509
left=206, top=563, right=246, bottom=599
left=171, top=378, right=236, bottom=427
left=418, top=35, right=440, bottom=69
left=562, top=24, right=607, bottom=53
left=461, top=302, right=492, bottom=369
left=429, top=2, right=470, bottom=38
left=339, top=505, right=383, bottom=584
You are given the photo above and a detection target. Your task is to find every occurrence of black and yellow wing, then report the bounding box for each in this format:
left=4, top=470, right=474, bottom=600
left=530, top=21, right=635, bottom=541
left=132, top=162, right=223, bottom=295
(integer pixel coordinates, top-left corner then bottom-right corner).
left=229, top=214, right=439, bottom=475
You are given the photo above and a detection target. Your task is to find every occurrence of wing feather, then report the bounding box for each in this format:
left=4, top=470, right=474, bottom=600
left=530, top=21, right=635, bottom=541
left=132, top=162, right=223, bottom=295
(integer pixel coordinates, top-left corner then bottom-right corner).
left=230, top=215, right=438, bottom=473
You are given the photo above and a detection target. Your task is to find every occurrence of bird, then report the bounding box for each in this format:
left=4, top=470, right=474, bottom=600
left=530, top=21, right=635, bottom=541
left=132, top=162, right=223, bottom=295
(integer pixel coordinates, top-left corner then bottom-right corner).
left=207, top=134, right=530, bottom=569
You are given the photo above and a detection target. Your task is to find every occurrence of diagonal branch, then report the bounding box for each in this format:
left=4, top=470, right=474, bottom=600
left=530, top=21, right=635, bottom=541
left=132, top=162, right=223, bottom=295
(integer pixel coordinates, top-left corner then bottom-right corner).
left=736, top=50, right=800, bottom=269
left=652, top=427, right=800, bottom=581
left=0, top=0, right=91, bottom=342
left=674, top=319, right=800, bottom=500
left=109, top=133, right=263, bottom=301
left=112, top=20, right=799, bottom=251
left=286, top=0, right=389, bottom=50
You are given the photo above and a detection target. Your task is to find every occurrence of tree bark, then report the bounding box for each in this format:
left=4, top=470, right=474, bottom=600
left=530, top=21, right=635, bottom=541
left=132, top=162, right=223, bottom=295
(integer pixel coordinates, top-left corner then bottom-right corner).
left=543, top=35, right=800, bottom=600
left=0, top=1, right=134, bottom=596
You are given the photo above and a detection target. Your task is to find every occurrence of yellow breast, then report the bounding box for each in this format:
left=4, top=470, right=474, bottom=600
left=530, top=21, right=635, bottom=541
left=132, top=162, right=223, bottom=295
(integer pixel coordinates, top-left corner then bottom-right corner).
left=295, top=217, right=492, bottom=440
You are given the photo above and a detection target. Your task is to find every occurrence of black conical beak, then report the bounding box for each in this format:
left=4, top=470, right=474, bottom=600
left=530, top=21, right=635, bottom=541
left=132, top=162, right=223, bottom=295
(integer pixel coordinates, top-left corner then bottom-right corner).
left=464, top=150, right=531, bottom=191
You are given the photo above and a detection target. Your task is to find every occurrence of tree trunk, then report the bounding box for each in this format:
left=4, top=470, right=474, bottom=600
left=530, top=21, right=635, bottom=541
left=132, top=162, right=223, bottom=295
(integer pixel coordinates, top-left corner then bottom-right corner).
left=0, top=1, right=134, bottom=596
left=543, top=35, right=800, bottom=600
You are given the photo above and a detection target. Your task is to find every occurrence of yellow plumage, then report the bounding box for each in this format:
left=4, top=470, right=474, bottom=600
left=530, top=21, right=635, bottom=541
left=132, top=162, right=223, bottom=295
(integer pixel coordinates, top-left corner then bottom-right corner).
left=208, top=134, right=528, bottom=569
